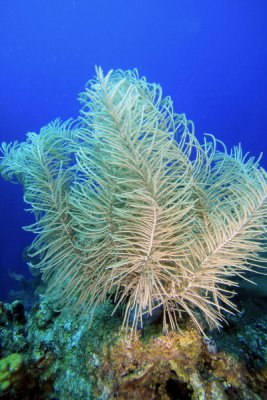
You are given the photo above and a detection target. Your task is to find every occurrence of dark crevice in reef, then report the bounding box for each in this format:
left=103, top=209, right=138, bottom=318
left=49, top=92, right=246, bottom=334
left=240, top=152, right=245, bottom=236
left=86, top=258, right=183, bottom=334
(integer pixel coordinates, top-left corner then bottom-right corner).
left=165, top=371, right=193, bottom=400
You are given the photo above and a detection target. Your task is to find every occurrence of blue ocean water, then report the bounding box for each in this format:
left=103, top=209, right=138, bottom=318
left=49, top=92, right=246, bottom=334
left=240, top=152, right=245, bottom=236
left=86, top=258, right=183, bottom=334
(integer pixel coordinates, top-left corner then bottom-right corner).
left=0, top=0, right=266, bottom=300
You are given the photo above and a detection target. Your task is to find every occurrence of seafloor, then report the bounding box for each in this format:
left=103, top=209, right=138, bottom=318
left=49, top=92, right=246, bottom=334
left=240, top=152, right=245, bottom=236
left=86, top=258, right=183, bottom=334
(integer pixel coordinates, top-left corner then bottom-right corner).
left=0, top=275, right=267, bottom=400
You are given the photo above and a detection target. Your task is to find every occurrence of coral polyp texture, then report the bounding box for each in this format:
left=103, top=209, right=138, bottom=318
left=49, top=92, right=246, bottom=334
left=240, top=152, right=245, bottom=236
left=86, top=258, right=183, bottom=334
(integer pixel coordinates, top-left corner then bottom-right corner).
left=1, top=68, right=267, bottom=334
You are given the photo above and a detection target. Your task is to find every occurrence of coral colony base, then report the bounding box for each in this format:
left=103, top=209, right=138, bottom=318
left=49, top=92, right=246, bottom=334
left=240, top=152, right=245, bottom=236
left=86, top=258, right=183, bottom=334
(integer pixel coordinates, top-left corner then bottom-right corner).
left=1, top=68, right=267, bottom=336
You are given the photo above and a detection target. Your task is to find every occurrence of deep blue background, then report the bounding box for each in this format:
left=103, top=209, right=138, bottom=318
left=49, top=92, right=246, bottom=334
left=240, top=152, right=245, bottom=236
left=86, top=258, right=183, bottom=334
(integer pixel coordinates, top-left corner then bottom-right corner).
left=0, top=0, right=266, bottom=300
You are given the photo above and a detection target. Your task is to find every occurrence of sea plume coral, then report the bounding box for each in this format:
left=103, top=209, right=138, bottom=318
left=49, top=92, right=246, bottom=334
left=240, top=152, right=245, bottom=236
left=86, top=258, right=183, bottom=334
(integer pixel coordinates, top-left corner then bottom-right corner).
left=1, top=68, right=267, bottom=334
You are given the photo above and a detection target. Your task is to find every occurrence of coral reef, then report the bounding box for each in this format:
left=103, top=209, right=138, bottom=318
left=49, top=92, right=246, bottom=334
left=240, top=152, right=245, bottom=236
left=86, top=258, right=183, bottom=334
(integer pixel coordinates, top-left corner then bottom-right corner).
left=0, top=288, right=267, bottom=399
left=1, top=68, right=267, bottom=398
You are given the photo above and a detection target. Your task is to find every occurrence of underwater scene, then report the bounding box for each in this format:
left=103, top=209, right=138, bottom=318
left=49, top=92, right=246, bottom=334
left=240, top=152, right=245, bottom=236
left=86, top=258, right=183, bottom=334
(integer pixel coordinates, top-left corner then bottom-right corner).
left=0, top=1, right=267, bottom=399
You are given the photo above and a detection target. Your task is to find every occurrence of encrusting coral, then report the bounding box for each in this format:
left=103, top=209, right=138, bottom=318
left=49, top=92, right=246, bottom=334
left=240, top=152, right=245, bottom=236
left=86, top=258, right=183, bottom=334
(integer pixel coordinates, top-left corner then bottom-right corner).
left=1, top=68, right=266, bottom=334
left=0, top=353, right=24, bottom=396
